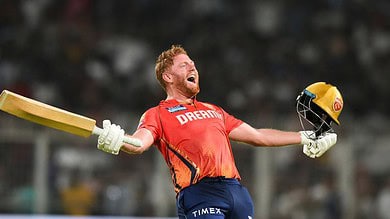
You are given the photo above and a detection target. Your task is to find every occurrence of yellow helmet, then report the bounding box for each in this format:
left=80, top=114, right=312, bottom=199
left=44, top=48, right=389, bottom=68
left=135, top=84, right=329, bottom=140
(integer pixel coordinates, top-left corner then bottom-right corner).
left=296, top=82, right=343, bottom=138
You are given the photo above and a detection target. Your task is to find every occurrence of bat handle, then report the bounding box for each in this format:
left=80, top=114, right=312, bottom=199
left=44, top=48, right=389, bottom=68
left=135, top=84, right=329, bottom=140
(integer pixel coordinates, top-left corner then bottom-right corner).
left=92, top=126, right=143, bottom=147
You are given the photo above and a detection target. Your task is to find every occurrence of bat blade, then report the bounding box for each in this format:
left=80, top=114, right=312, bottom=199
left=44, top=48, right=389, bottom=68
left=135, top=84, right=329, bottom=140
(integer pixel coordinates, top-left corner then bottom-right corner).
left=0, top=90, right=142, bottom=147
left=0, top=90, right=96, bottom=137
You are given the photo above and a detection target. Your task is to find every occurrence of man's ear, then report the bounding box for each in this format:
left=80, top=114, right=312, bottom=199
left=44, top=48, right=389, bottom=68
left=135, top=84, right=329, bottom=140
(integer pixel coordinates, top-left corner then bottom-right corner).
left=162, top=72, right=173, bottom=83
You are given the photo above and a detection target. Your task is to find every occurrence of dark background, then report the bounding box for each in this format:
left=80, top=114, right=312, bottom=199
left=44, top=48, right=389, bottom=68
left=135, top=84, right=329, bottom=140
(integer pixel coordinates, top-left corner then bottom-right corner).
left=0, top=0, right=389, bottom=218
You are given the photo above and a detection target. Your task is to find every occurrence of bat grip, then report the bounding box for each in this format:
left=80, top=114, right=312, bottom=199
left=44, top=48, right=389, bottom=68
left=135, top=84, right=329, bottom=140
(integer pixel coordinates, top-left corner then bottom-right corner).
left=92, top=126, right=142, bottom=147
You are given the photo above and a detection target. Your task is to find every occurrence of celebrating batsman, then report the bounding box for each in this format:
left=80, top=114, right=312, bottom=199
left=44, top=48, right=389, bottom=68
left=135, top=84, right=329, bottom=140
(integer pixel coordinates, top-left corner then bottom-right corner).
left=96, top=45, right=342, bottom=218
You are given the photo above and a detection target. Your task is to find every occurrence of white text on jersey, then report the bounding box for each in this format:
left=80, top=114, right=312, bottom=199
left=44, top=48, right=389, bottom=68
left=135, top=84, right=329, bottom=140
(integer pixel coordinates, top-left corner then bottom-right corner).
left=176, top=110, right=223, bottom=125
left=191, top=207, right=223, bottom=217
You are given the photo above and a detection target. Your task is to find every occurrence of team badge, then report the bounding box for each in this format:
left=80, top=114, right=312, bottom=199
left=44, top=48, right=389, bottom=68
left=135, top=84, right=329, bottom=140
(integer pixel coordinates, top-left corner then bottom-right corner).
left=333, top=97, right=343, bottom=112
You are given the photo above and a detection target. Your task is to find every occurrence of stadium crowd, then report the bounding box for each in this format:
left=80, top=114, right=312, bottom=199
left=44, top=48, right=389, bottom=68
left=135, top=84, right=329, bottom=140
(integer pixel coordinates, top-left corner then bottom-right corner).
left=1, top=0, right=390, bottom=218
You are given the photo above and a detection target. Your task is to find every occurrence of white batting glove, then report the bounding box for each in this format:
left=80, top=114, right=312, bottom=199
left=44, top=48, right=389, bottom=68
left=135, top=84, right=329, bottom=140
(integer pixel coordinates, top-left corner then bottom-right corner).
left=313, top=133, right=337, bottom=158
left=97, top=120, right=125, bottom=155
left=300, top=130, right=315, bottom=145
left=300, top=131, right=318, bottom=158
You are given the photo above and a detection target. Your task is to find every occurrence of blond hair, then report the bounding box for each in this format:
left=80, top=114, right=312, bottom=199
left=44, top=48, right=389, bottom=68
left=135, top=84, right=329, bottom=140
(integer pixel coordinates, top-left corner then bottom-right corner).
left=155, top=45, right=187, bottom=90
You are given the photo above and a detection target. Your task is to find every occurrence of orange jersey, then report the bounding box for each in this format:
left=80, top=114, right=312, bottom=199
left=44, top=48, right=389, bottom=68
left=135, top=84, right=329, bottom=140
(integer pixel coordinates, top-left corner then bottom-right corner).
left=137, top=99, right=243, bottom=193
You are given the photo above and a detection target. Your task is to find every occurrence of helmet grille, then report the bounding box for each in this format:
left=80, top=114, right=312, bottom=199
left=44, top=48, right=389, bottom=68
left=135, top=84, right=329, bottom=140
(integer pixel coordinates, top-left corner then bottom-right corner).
left=296, top=91, right=334, bottom=139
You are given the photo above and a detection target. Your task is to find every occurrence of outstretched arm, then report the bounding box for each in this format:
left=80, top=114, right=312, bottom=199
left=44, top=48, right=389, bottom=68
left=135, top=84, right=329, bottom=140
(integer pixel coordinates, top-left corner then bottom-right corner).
left=96, top=120, right=154, bottom=155
left=229, top=122, right=302, bottom=147
left=121, top=128, right=155, bottom=154
left=229, top=122, right=337, bottom=158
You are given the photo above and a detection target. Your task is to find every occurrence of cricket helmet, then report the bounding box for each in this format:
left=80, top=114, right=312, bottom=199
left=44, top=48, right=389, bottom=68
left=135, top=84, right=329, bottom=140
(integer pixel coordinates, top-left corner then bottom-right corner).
left=296, top=82, right=343, bottom=139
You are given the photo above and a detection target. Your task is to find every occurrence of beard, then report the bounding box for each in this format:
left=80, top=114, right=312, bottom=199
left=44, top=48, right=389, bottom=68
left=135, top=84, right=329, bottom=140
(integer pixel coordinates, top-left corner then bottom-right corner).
left=177, top=79, right=200, bottom=98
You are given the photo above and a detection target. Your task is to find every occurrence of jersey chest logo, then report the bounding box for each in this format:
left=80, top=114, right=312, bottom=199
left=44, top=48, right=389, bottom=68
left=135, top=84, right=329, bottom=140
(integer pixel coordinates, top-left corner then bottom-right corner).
left=175, top=110, right=223, bottom=125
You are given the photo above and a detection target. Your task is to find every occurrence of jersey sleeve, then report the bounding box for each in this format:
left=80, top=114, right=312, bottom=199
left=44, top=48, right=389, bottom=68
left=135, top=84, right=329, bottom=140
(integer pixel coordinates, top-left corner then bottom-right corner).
left=220, top=107, right=244, bottom=134
left=137, top=107, right=162, bottom=143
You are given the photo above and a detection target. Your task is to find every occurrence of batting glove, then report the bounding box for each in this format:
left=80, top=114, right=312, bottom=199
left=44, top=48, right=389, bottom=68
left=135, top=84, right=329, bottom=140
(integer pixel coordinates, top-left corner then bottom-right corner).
left=97, top=120, right=125, bottom=155
left=300, top=131, right=317, bottom=158
left=313, top=133, right=337, bottom=158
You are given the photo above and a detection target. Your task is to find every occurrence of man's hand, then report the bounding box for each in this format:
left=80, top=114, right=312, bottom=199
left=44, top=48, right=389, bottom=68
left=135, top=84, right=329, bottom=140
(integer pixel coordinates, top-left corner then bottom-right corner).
left=300, top=130, right=315, bottom=145
left=97, top=120, right=125, bottom=155
left=300, top=131, right=317, bottom=158
left=302, top=132, right=337, bottom=158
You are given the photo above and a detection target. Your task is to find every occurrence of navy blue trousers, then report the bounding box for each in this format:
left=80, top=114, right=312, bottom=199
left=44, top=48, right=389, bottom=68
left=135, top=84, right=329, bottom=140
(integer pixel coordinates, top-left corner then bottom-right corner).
left=176, top=177, right=254, bottom=219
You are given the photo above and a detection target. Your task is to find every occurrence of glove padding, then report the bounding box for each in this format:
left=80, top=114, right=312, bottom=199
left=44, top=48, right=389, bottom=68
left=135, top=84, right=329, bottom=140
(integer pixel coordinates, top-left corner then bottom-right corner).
left=97, top=120, right=125, bottom=155
left=314, top=133, right=337, bottom=157
left=302, top=132, right=337, bottom=158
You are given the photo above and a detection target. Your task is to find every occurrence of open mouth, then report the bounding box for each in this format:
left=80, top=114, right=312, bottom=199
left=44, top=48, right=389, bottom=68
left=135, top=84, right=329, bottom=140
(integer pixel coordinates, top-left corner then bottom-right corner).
left=187, top=76, right=196, bottom=83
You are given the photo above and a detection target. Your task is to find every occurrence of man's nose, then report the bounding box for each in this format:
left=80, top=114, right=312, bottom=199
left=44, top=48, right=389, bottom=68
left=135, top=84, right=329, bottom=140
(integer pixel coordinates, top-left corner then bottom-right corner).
left=187, top=63, right=195, bottom=71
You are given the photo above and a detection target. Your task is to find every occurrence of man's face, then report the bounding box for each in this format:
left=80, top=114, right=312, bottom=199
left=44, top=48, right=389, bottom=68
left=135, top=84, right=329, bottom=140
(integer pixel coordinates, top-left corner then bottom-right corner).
left=167, top=54, right=200, bottom=97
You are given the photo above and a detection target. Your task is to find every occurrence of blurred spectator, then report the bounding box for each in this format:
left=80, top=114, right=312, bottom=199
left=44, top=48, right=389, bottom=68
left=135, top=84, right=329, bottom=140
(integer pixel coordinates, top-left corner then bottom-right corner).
left=376, top=176, right=390, bottom=219
left=60, top=170, right=97, bottom=215
left=100, top=171, right=140, bottom=216
left=10, top=184, right=35, bottom=214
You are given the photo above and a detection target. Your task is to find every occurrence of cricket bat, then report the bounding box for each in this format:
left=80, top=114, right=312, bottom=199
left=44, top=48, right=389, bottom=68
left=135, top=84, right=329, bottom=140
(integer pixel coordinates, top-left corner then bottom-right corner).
left=0, top=90, right=142, bottom=147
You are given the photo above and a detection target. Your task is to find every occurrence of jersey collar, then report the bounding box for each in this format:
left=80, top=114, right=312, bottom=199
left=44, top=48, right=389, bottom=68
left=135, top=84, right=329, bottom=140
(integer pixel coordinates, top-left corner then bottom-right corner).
left=160, top=97, right=198, bottom=106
